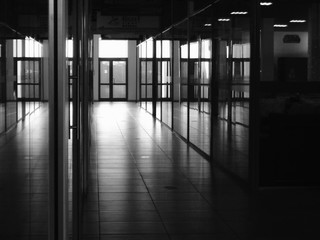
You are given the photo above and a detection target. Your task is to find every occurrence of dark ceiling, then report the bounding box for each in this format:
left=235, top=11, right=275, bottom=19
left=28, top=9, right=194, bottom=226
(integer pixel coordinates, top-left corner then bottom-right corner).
left=1, top=0, right=206, bottom=39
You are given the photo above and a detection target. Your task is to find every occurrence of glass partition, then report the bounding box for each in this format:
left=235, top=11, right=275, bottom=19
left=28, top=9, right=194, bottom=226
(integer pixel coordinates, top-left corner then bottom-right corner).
left=138, top=41, right=147, bottom=110
left=188, top=8, right=212, bottom=155
left=211, top=0, right=250, bottom=181
left=161, top=28, right=173, bottom=128
left=155, top=38, right=162, bottom=120
left=0, top=36, right=4, bottom=134
left=173, top=20, right=188, bottom=139
left=0, top=1, right=49, bottom=237
left=259, top=0, right=320, bottom=186
left=146, top=38, right=154, bottom=115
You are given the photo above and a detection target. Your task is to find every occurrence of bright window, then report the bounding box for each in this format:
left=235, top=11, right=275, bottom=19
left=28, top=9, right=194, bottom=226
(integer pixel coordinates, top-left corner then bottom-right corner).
left=99, top=40, right=128, bottom=58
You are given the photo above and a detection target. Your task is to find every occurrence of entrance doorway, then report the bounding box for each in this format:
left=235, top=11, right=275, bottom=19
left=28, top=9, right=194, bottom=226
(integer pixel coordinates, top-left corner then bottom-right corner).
left=99, top=59, right=127, bottom=100
left=16, top=58, right=41, bottom=101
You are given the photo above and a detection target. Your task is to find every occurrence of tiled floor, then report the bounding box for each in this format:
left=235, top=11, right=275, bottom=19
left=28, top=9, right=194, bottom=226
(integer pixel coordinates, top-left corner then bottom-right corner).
left=0, top=102, right=319, bottom=240
left=85, top=102, right=320, bottom=240
left=0, top=105, right=49, bottom=240
left=86, top=102, right=239, bottom=239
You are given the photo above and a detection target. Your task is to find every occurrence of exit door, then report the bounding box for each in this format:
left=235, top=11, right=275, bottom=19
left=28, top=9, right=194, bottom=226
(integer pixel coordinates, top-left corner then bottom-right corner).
left=99, top=59, right=127, bottom=100
left=16, top=59, right=41, bottom=101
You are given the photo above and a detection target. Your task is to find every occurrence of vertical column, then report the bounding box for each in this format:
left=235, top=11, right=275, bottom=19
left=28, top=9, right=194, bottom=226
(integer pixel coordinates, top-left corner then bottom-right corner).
left=93, top=35, right=99, bottom=101
left=152, top=38, right=157, bottom=117
left=249, top=0, right=261, bottom=190
left=261, top=19, right=274, bottom=82
left=49, top=0, right=69, bottom=239
left=308, top=4, right=320, bottom=81
left=128, top=40, right=137, bottom=101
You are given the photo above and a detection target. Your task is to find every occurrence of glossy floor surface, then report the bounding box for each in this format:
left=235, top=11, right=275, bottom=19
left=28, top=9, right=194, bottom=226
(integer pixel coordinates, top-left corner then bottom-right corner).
left=84, top=102, right=320, bottom=240
left=0, top=102, right=319, bottom=240
left=0, top=106, right=49, bottom=239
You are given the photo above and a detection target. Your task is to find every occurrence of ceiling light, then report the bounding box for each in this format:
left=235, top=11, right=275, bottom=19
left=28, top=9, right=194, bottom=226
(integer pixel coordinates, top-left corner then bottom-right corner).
left=260, top=2, right=273, bottom=6
left=204, top=23, right=212, bottom=27
left=290, top=20, right=306, bottom=23
left=231, top=12, right=248, bottom=15
left=218, top=19, right=230, bottom=22
left=274, top=24, right=288, bottom=28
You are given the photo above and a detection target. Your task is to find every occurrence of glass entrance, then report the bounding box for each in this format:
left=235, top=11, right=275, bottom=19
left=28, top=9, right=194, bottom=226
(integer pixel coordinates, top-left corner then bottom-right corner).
left=16, top=59, right=41, bottom=101
left=99, top=59, right=127, bottom=100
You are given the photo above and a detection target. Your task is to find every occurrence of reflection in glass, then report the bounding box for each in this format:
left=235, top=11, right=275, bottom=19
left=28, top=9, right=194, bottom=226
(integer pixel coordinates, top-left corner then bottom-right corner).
left=161, top=30, right=173, bottom=128
left=100, top=61, right=110, bottom=83
left=173, top=20, right=188, bottom=140
left=113, top=61, right=126, bottom=84
left=211, top=0, right=250, bottom=180
left=113, top=85, right=126, bottom=98
left=259, top=1, right=320, bottom=186
left=101, top=85, right=110, bottom=98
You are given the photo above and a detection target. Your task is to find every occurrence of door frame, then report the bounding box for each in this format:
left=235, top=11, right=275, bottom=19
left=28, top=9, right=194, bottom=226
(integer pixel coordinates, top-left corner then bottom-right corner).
left=15, top=57, right=42, bottom=101
left=98, top=58, right=128, bottom=101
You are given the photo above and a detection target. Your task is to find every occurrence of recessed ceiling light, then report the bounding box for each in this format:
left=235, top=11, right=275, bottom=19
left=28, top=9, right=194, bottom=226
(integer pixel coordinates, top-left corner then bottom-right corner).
left=260, top=2, right=273, bottom=6
left=290, top=20, right=306, bottom=23
left=231, top=12, right=248, bottom=15
left=218, top=19, right=230, bottom=22
left=204, top=23, right=212, bottom=27
left=274, top=24, right=288, bottom=28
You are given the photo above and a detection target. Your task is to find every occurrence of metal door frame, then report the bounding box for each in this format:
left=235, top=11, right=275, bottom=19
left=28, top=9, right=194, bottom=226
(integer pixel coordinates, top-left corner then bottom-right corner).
left=98, top=58, right=128, bottom=101
left=15, top=57, right=42, bottom=101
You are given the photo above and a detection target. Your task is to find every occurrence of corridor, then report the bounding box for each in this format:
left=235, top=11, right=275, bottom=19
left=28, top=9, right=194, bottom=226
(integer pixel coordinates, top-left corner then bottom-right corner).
left=0, top=103, right=319, bottom=239
left=82, top=102, right=320, bottom=240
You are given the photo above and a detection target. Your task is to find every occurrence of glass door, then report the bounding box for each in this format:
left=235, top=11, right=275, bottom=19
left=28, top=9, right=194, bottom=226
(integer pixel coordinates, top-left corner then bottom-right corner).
left=16, top=59, right=41, bottom=101
left=99, top=59, right=127, bottom=100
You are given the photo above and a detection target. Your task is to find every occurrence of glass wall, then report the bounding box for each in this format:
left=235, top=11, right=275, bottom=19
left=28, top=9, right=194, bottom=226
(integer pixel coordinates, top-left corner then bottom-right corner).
left=155, top=37, right=162, bottom=120
left=161, top=29, right=173, bottom=128
left=259, top=0, right=320, bottom=186
left=138, top=39, right=153, bottom=111
left=146, top=38, right=154, bottom=114
left=210, top=0, right=251, bottom=181
left=138, top=41, right=146, bottom=110
left=173, top=20, right=188, bottom=140
left=137, top=0, right=251, bottom=183
left=188, top=10, right=212, bottom=155
left=0, top=35, right=4, bottom=134
left=0, top=0, right=49, bottom=238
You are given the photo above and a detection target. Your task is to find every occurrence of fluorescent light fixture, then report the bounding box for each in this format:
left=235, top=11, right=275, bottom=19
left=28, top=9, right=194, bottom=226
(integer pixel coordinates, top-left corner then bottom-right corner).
left=218, top=18, right=230, bottom=22
left=274, top=24, right=288, bottom=28
left=260, top=2, right=273, bottom=6
left=204, top=23, right=212, bottom=27
left=290, top=20, right=306, bottom=23
left=231, top=11, right=248, bottom=15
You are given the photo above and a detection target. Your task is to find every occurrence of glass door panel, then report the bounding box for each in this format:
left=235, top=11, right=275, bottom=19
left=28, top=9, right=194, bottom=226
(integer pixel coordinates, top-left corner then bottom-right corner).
left=113, top=61, right=126, bottom=84
left=100, top=61, right=110, bottom=83
left=99, top=59, right=127, bottom=100
left=113, top=85, right=126, bottom=98
left=112, top=61, right=127, bottom=99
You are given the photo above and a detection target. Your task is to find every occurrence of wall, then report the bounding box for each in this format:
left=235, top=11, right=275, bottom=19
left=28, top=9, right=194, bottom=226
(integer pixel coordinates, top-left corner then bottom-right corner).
left=5, top=40, right=15, bottom=101
left=42, top=40, right=49, bottom=101
left=173, top=41, right=180, bottom=102
left=128, top=40, right=137, bottom=101
left=261, top=19, right=274, bottom=82
left=274, top=32, right=308, bottom=58
left=93, top=35, right=99, bottom=101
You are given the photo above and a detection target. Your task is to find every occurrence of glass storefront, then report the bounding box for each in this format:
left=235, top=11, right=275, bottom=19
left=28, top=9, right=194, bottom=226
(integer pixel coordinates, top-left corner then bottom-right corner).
left=259, top=0, right=320, bottom=186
